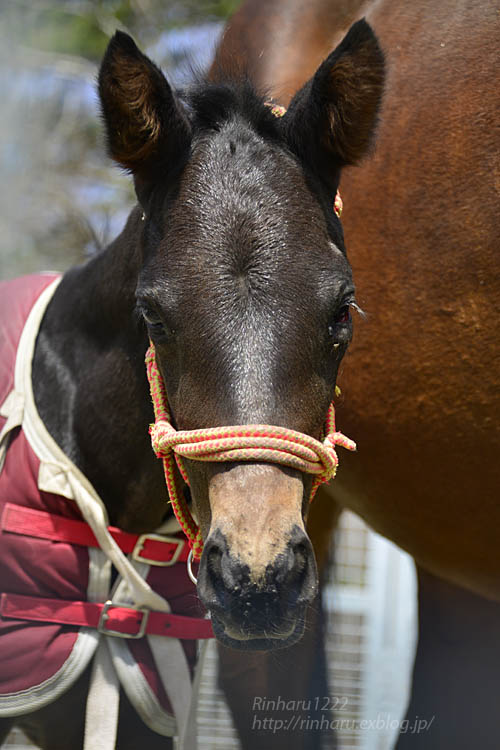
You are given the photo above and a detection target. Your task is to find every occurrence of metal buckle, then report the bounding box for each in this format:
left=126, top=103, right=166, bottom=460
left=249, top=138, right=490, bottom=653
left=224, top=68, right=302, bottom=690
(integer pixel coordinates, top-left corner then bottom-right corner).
left=132, top=533, right=184, bottom=567
left=97, top=600, right=149, bottom=639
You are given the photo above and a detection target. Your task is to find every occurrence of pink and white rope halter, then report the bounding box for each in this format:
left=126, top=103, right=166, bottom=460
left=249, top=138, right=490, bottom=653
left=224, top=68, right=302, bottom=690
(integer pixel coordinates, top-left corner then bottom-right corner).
left=145, top=344, right=356, bottom=561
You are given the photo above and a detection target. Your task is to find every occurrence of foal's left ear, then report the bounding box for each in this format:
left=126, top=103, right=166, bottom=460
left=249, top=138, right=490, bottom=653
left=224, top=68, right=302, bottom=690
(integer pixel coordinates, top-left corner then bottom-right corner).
left=283, top=19, right=385, bottom=187
left=98, top=31, right=191, bottom=197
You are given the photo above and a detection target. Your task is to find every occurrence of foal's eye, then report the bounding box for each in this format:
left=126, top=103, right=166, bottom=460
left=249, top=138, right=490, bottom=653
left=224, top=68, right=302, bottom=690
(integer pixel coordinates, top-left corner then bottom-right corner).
left=327, top=301, right=354, bottom=349
left=328, top=304, right=351, bottom=336
left=139, top=305, right=165, bottom=334
left=335, top=305, right=351, bottom=325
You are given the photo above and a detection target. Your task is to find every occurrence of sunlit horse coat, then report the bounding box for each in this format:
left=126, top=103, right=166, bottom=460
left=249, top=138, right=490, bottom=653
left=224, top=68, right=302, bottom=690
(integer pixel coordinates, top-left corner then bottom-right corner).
left=0, top=274, right=211, bottom=748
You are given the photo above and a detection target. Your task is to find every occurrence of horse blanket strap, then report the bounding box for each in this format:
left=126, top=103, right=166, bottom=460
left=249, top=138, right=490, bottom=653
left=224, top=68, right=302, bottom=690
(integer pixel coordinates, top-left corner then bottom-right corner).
left=0, top=274, right=210, bottom=750
left=1, top=594, right=214, bottom=640
left=1, top=503, right=189, bottom=566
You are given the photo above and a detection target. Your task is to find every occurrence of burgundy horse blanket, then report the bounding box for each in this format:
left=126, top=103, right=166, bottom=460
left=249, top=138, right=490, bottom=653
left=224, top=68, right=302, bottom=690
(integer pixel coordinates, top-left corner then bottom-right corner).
left=0, top=274, right=212, bottom=748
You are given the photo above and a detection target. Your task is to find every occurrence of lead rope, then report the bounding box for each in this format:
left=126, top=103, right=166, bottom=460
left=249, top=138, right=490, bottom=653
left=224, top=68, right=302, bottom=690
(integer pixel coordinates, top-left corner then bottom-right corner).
left=145, top=344, right=356, bottom=561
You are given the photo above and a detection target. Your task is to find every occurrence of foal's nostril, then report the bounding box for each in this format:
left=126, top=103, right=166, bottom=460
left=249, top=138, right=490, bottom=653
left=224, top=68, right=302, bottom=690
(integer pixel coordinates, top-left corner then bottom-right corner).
left=197, top=530, right=234, bottom=611
left=283, top=529, right=318, bottom=605
left=292, top=540, right=309, bottom=575
left=206, top=539, right=223, bottom=578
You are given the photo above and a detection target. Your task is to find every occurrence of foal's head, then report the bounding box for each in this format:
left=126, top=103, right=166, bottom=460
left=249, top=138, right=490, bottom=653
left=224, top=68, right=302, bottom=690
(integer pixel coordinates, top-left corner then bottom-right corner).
left=98, top=22, right=384, bottom=650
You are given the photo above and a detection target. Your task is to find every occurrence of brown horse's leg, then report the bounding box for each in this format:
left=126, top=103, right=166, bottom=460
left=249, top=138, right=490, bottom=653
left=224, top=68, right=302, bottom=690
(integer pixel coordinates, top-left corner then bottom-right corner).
left=17, top=666, right=91, bottom=749
left=16, top=663, right=173, bottom=750
left=115, top=690, right=174, bottom=750
left=217, top=488, right=341, bottom=750
left=306, top=486, right=342, bottom=581
left=396, top=567, right=500, bottom=750
left=0, top=718, right=15, bottom=746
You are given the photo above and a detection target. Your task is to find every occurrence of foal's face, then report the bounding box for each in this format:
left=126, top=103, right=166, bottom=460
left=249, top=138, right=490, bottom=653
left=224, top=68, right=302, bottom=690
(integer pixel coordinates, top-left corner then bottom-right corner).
left=139, top=123, right=354, bottom=647
left=99, top=22, right=384, bottom=649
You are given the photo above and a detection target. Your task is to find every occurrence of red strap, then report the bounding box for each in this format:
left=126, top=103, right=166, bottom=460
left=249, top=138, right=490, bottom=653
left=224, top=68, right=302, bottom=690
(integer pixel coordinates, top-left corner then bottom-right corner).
left=0, top=593, right=214, bottom=640
left=1, top=504, right=188, bottom=566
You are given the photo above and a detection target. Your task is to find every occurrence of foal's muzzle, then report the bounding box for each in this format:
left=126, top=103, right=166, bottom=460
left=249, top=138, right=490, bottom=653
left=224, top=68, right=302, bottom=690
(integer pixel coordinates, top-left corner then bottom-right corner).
left=197, top=525, right=318, bottom=650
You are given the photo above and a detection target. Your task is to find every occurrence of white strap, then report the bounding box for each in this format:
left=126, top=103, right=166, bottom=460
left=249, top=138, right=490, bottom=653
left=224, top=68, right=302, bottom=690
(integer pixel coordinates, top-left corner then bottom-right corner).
left=177, top=640, right=209, bottom=750
left=0, top=390, right=25, bottom=474
left=67, top=474, right=169, bottom=612
left=0, top=389, right=24, bottom=426
left=84, top=639, right=120, bottom=750
left=108, top=567, right=192, bottom=740
left=13, top=276, right=168, bottom=614
left=149, top=634, right=193, bottom=745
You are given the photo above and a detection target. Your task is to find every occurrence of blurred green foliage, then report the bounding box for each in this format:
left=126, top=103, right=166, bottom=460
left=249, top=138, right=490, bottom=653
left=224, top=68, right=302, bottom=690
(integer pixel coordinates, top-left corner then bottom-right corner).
left=0, top=0, right=239, bottom=278
left=2, top=0, right=239, bottom=59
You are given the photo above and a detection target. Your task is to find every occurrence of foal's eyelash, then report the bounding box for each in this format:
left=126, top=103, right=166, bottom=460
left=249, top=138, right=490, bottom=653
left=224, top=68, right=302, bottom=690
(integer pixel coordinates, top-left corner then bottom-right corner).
left=349, top=300, right=366, bottom=318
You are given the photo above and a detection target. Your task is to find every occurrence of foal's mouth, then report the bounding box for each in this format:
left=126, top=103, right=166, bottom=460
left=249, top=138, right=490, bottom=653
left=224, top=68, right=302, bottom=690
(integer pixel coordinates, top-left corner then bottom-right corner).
left=209, top=607, right=307, bottom=651
left=196, top=522, right=318, bottom=650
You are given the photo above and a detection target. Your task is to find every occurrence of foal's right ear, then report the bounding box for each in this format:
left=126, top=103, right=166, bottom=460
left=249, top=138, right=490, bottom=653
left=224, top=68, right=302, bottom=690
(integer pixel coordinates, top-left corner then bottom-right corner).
left=98, top=31, right=191, bottom=195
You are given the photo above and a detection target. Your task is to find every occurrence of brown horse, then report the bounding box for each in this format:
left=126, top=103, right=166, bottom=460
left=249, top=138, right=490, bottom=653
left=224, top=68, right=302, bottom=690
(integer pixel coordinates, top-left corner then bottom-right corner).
left=212, top=0, right=500, bottom=747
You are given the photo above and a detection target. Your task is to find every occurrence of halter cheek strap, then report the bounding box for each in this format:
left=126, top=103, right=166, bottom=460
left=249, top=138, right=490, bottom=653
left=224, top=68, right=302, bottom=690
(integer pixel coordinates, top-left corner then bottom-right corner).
left=145, top=344, right=355, bottom=561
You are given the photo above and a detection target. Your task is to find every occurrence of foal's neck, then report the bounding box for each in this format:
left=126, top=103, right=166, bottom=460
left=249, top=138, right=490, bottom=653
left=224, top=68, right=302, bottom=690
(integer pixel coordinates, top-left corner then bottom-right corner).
left=33, top=207, right=169, bottom=532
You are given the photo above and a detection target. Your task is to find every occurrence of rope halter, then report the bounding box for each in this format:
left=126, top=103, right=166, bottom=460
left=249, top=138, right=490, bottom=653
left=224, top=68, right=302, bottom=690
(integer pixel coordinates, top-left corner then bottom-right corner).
left=146, top=344, right=356, bottom=561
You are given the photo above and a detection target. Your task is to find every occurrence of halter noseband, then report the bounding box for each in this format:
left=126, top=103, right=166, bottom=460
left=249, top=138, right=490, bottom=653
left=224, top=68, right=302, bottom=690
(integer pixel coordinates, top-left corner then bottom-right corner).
left=146, top=345, right=355, bottom=561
